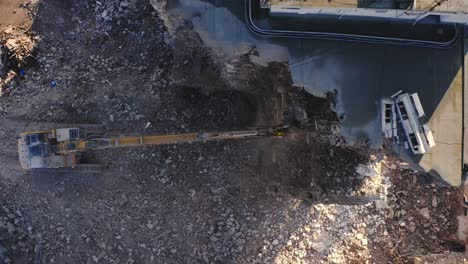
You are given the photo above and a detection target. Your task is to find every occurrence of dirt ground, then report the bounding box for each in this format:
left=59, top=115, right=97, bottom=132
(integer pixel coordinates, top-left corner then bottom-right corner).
left=0, top=0, right=465, bottom=263
left=0, top=0, right=33, bottom=30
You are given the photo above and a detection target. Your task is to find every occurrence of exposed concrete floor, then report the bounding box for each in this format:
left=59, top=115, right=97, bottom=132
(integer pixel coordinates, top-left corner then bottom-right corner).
left=419, top=30, right=468, bottom=187
left=416, top=30, right=466, bottom=187
left=418, top=63, right=463, bottom=186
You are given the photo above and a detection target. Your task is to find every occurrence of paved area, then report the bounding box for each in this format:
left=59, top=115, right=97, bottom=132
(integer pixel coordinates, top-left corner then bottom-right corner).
left=418, top=51, right=463, bottom=186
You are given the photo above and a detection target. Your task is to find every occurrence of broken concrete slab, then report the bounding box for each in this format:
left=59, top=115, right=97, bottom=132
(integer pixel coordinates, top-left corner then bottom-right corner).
left=356, top=163, right=378, bottom=177
left=418, top=207, right=430, bottom=219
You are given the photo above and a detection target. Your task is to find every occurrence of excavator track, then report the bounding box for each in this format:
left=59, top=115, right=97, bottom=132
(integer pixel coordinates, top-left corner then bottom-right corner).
left=30, top=164, right=104, bottom=175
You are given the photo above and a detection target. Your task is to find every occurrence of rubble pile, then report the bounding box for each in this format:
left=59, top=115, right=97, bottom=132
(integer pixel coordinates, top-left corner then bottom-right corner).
left=1, top=26, right=37, bottom=66
left=1, top=0, right=173, bottom=125
left=0, top=196, right=36, bottom=263
left=383, top=161, right=462, bottom=256
left=0, top=0, right=463, bottom=263
left=251, top=154, right=461, bottom=263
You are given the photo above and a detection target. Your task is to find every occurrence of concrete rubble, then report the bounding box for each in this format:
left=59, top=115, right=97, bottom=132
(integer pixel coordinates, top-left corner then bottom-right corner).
left=356, top=163, right=378, bottom=178
left=0, top=0, right=464, bottom=263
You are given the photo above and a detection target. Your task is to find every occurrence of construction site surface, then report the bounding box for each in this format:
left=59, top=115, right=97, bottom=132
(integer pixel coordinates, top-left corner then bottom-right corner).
left=0, top=0, right=467, bottom=263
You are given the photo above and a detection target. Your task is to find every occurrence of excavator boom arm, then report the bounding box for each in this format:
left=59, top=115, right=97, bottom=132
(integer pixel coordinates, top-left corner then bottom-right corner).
left=18, top=127, right=286, bottom=170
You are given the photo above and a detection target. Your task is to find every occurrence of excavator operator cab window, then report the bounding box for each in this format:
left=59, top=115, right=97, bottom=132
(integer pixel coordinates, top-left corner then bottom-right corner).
left=27, top=144, right=49, bottom=158
left=26, top=134, right=50, bottom=157
left=26, top=134, right=41, bottom=144
left=28, top=145, right=42, bottom=157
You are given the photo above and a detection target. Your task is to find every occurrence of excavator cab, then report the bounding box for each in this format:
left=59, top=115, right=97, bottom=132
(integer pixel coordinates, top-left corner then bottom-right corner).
left=18, top=128, right=85, bottom=171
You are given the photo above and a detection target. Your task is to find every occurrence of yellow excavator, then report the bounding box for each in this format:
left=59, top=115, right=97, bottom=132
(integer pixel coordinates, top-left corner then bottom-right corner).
left=18, top=127, right=286, bottom=173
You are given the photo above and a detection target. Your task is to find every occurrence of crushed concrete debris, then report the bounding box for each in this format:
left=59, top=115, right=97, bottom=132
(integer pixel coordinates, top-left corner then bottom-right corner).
left=356, top=163, right=379, bottom=177
left=0, top=0, right=463, bottom=263
left=413, top=252, right=468, bottom=263
left=419, top=207, right=431, bottom=219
